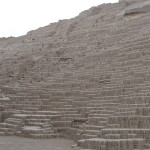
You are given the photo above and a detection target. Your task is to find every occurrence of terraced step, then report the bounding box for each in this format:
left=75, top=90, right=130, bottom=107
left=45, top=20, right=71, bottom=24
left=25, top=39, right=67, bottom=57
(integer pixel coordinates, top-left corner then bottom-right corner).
left=109, top=116, right=150, bottom=128
left=82, top=134, right=98, bottom=139
left=0, top=132, right=6, bottom=136
left=104, top=133, right=137, bottom=139
left=88, top=114, right=113, bottom=117
left=88, top=117, right=108, bottom=122
left=26, top=122, right=50, bottom=127
left=13, top=114, right=61, bottom=120
left=30, top=133, right=59, bottom=139
left=0, top=127, right=15, bottom=134
left=0, top=122, right=18, bottom=129
left=21, top=126, right=54, bottom=134
left=101, top=128, right=150, bottom=142
left=88, top=120, right=108, bottom=126
left=21, top=110, right=59, bottom=115
left=4, top=118, right=23, bottom=125
left=26, top=118, right=51, bottom=123
left=80, top=149, right=94, bottom=150
left=89, top=110, right=115, bottom=114
left=78, top=138, right=145, bottom=150
left=83, top=125, right=105, bottom=130
left=51, top=121, right=72, bottom=127
left=19, top=125, right=57, bottom=139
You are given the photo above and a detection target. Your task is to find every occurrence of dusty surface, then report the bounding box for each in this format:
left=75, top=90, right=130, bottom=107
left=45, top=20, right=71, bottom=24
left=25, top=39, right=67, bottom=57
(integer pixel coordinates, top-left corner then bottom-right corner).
left=0, top=136, right=79, bottom=150
left=0, top=1, right=150, bottom=150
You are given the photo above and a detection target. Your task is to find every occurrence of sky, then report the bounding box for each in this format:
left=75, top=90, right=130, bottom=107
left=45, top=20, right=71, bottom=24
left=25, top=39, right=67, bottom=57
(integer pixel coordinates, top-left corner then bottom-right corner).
left=0, top=0, right=118, bottom=37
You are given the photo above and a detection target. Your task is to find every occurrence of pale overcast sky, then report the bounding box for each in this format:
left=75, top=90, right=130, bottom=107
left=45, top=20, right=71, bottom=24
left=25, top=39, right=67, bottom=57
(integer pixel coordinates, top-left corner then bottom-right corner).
left=0, top=0, right=118, bottom=37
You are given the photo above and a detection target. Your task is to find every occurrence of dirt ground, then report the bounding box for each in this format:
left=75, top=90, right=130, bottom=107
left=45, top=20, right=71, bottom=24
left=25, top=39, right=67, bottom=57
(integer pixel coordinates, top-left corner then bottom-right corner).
left=0, top=136, right=80, bottom=150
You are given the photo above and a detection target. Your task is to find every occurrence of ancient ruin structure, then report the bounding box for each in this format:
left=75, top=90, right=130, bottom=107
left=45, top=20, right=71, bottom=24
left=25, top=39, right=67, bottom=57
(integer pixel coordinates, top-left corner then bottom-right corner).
left=117, top=0, right=150, bottom=17
left=0, top=0, right=150, bottom=150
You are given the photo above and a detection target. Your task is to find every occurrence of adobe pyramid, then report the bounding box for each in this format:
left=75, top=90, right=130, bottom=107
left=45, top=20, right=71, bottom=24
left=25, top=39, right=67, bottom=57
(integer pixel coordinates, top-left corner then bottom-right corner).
left=0, top=1, right=150, bottom=150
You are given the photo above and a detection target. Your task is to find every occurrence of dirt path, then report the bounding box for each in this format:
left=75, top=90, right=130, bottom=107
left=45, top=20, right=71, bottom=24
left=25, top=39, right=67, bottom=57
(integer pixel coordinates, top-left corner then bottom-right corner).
left=0, top=136, right=80, bottom=150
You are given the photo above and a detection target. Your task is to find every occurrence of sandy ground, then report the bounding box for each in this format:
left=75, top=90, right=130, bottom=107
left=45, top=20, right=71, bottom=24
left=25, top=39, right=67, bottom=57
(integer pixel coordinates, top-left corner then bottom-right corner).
left=0, top=136, right=80, bottom=150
